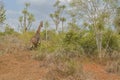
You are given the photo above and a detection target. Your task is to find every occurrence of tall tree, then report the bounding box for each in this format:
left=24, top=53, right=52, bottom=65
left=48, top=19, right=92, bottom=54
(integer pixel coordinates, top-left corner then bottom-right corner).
left=70, top=0, right=114, bottom=58
left=67, top=10, right=78, bottom=31
left=19, top=2, right=35, bottom=32
left=114, top=7, right=120, bottom=34
left=50, top=0, right=66, bottom=33
left=44, top=21, right=49, bottom=41
left=60, top=17, right=66, bottom=32
left=0, top=1, right=6, bottom=24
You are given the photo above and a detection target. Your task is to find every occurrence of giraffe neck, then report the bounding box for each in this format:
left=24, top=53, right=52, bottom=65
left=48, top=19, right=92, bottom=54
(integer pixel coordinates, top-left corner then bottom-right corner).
left=35, top=21, right=43, bottom=35
left=36, top=25, right=41, bottom=34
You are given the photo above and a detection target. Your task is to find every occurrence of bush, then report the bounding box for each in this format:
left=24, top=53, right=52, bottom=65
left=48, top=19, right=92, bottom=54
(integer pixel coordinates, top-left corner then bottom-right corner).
left=106, top=60, right=120, bottom=74
left=33, top=52, right=46, bottom=61
left=80, top=31, right=97, bottom=55
left=4, top=26, right=15, bottom=35
left=0, top=32, right=5, bottom=36
left=63, top=30, right=97, bottom=56
left=19, top=31, right=35, bottom=44
left=102, top=29, right=120, bottom=52
left=40, top=30, right=65, bottom=53
left=63, top=30, right=82, bottom=55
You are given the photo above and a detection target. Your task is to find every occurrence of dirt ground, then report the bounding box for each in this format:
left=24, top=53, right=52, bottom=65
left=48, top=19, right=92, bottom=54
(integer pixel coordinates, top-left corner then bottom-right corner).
left=83, top=63, right=120, bottom=80
left=0, top=51, right=47, bottom=80
left=0, top=50, right=120, bottom=80
left=0, top=36, right=120, bottom=80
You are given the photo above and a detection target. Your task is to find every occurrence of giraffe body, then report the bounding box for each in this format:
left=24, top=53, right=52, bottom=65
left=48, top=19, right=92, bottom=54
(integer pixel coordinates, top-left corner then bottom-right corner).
left=30, top=21, right=43, bottom=49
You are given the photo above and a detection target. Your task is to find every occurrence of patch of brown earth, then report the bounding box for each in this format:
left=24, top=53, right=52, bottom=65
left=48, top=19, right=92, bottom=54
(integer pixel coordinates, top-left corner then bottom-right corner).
left=0, top=51, right=120, bottom=80
left=83, top=63, right=120, bottom=80
left=0, top=52, right=47, bottom=80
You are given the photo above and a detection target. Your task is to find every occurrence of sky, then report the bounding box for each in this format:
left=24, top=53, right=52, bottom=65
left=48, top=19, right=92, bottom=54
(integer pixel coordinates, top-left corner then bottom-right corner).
left=2, top=0, right=70, bottom=31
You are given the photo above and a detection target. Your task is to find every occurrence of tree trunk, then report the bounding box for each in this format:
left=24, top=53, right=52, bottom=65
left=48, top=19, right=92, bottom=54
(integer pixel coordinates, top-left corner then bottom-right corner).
left=46, top=27, right=47, bottom=41
left=24, top=13, right=27, bottom=32
left=62, top=21, right=64, bottom=32
left=96, top=31, right=102, bottom=59
left=55, top=23, right=59, bottom=34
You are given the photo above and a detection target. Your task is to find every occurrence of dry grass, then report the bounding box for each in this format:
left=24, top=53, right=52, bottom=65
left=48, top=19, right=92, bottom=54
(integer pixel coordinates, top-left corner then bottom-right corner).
left=0, top=35, right=120, bottom=80
left=99, top=51, right=120, bottom=74
left=106, top=60, right=120, bottom=74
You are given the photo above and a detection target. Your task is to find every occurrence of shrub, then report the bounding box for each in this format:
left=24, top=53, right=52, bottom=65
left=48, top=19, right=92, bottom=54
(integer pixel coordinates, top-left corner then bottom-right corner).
left=80, top=31, right=97, bottom=55
left=19, top=31, right=35, bottom=44
left=33, top=52, right=46, bottom=61
left=102, top=29, right=120, bottom=52
left=40, top=30, right=65, bottom=53
left=63, top=30, right=82, bottom=55
left=106, top=60, right=120, bottom=74
left=63, top=30, right=97, bottom=56
left=0, top=32, right=5, bottom=36
left=4, top=26, right=15, bottom=35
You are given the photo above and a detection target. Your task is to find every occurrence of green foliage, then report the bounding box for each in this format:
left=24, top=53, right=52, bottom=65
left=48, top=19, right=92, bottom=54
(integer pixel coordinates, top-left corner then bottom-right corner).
left=41, top=30, right=56, bottom=41
left=0, top=1, right=6, bottom=23
left=50, top=0, right=66, bottom=32
left=63, top=30, right=82, bottom=56
left=0, top=24, right=18, bottom=36
left=19, top=31, right=35, bottom=43
left=102, top=29, right=120, bottom=52
left=39, top=30, right=64, bottom=53
left=0, top=32, right=5, bottom=36
left=114, top=7, right=120, bottom=34
left=19, top=2, right=35, bottom=32
left=4, top=26, right=15, bottom=35
left=80, top=32, right=97, bottom=55
left=64, top=30, right=80, bottom=46
left=63, top=27, right=97, bottom=56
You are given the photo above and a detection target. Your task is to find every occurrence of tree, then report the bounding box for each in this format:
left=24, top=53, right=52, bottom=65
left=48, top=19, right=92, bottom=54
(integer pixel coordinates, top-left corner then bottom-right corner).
left=0, top=1, right=6, bottom=24
left=67, top=10, right=78, bottom=31
left=114, top=7, right=120, bottom=34
left=60, top=17, right=66, bottom=32
left=4, top=24, right=15, bottom=35
left=70, top=0, right=113, bottom=58
left=19, top=2, right=35, bottom=32
left=50, top=0, right=66, bottom=33
left=44, top=21, right=49, bottom=41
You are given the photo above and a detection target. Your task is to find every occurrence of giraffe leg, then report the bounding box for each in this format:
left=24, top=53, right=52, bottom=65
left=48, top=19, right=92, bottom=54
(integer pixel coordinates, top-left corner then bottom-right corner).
left=38, top=41, right=41, bottom=46
left=29, top=45, right=33, bottom=50
left=29, top=43, right=35, bottom=50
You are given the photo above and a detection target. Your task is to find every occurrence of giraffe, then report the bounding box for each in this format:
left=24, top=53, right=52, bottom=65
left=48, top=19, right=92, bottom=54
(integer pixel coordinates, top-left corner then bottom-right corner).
left=30, top=21, right=43, bottom=49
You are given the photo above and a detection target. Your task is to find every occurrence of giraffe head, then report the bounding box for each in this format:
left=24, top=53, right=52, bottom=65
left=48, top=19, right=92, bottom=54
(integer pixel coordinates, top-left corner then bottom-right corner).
left=36, top=21, right=43, bottom=34
left=39, top=21, right=43, bottom=27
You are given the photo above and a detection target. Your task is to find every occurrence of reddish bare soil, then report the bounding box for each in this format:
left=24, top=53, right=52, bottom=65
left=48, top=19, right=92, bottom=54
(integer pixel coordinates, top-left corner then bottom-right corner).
left=0, top=51, right=120, bottom=80
left=0, top=52, right=47, bottom=80
left=83, top=63, right=120, bottom=80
